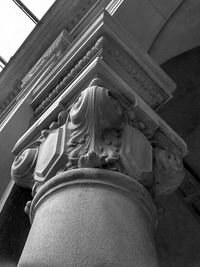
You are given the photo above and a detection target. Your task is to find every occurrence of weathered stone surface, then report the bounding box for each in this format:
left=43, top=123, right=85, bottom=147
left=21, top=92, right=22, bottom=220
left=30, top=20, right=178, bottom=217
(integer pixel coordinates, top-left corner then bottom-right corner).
left=11, top=147, right=38, bottom=188
left=34, top=125, right=67, bottom=182
left=0, top=99, right=33, bottom=200
left=153, top=148, right=184, bottom=195
left=120, top=125, right=152, bottom=179
left=18, top=169, right=158, bottom=267
left=11, top=78, right=187, bottom=200
left=8, top=5, right=190, bottom=266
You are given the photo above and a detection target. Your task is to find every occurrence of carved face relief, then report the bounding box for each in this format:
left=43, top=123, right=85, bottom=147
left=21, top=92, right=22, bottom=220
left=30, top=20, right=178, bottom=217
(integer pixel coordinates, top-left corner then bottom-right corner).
left=153, top=148, right=185, bottom=196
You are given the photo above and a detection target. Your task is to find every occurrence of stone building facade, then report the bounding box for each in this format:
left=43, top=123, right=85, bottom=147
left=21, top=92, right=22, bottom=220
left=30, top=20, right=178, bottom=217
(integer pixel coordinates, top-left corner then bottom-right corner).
left=1, top=1, right=200, bottom=266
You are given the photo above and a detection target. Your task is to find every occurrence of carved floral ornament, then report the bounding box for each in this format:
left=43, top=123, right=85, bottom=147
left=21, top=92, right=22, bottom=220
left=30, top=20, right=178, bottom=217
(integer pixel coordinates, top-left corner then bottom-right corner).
left=11, top=78, right=185, bottom=208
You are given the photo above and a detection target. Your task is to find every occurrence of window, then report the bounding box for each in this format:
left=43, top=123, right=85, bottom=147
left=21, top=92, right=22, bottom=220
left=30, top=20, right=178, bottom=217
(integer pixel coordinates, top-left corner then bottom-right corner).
left=20, top=0, right=55, bottom=20
left=0, top=0, right=55, bottom=72
left=0, top=56, right=6, bottom=72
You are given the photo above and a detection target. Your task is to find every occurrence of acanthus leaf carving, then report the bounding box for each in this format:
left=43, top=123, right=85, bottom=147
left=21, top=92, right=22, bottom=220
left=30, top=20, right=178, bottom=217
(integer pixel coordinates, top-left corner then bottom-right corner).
left=11, top=78, right=186, bottom=202
left=66, top=78, right=125, bottom=171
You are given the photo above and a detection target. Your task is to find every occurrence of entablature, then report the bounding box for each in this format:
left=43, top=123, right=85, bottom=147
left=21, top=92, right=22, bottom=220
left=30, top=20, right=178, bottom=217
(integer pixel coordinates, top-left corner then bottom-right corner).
left=14, top=11, right=175, bottom=121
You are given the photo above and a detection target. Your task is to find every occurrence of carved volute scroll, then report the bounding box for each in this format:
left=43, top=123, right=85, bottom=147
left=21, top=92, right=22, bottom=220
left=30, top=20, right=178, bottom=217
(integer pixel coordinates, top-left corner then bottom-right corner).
left=11, top=147, right=38, bottom=188
left=11, top=78, right=186, bottom=208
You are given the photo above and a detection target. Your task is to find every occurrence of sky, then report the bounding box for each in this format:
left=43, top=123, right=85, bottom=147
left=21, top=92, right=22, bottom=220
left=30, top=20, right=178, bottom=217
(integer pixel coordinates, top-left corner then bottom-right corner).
left=0, top=0, right=55, bottom=63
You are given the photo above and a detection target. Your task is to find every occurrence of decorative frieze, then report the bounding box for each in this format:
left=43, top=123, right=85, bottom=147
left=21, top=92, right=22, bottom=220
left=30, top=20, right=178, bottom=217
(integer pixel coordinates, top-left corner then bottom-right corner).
left=0, top=0, right=100, bottom=117
left=34, top=37, right=105, bottom=117
left=22, top=30, right=73, bottom=90
left=11, top=56, right=186, bottom=157
left=104, top=39, right=168, bottom=108
left=29, top=11, right=175, bottom=119
left=0, top=31, right=72, bottom=117
left=33, top=32, right=169, bottom=117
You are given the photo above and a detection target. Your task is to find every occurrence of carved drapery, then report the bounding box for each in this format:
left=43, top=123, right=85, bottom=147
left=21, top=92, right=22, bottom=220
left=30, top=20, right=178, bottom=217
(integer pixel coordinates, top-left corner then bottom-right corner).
left=11, top=78, right=185, bottom=213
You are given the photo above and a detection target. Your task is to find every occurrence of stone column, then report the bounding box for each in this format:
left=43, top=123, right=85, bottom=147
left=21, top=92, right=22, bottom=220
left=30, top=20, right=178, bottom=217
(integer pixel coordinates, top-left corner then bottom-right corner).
left=17, top=169, right=158, bottom=267
left=10, top=73, right=189, bottom=267
left=9, top=6, right=188, bottom=266
left=11, top=77, right=187, bottom=266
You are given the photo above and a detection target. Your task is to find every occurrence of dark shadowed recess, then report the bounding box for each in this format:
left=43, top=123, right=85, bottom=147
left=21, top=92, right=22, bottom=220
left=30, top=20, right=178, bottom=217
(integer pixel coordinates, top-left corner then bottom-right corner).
left=158, top=45, right=200, bottom=140
left=0, top=184, right=31, bottom=266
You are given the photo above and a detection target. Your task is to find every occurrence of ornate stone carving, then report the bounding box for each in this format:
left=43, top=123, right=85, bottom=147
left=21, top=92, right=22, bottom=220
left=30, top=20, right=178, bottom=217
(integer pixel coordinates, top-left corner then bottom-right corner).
left=119, top=125, right=152, bottom=179
left=66, top=78, right=125, bottom=171
left=34, top=37, right=105, bottom=117
left=11, top=147, right=38, bottom=188
left=104, top=39, right=168, bottom=108
left=11, top=78, right=186, bottom=201
left=153, top=147, right=185, bottom=196
left=22, top=30, right=72, bottom=88
left=34, top=125, right=68, bottom=182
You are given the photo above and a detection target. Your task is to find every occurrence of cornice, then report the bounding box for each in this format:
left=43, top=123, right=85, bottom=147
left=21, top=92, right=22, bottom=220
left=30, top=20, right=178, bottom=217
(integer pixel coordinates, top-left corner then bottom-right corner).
left=0, top=9, right=176, bottom=124
left=0, top=1, right=123, bottom=119
left=25, top=11, right=175, bottom=119
left=0, top=0, right=100, bottom=117
left=33, top=37, right=104, bottom=117
left=12, top=57, right=187, bottom=158
left=21, top=30, right=73, bottom=89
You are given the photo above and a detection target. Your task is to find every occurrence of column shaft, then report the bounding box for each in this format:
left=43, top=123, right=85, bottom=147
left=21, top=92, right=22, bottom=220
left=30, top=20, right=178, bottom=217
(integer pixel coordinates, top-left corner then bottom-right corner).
left=18, top=169, right=158, bottom=267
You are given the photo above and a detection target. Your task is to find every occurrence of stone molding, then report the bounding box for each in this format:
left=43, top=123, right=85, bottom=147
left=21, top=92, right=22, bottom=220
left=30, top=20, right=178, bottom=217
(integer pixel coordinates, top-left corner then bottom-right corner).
left=12, top=57, right=187, bottom=157
left=29, top=11, right=175, bottom=118
left=0, top=3, right=123, bottom=119
left=104, top=38, right=168, bottom=108
left=27, top=168, right=157, bottom=227
left=18, top=168, right=159, bottom=267
left=22, top=30, right=73, bottom=90
left=33, top=37, right=104, bottom=117
left=0, top=0, right=101, bottom=118
left=0, top=83, right=21, bottom=115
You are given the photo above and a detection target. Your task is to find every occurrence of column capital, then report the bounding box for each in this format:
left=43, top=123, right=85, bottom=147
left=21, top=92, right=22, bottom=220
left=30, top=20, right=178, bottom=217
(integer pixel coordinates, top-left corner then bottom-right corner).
left=11, top=9, right=187, bottom=217
left=12, top=77, right=186, bottom=207
left=10, top=6, right=187, bottom=267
